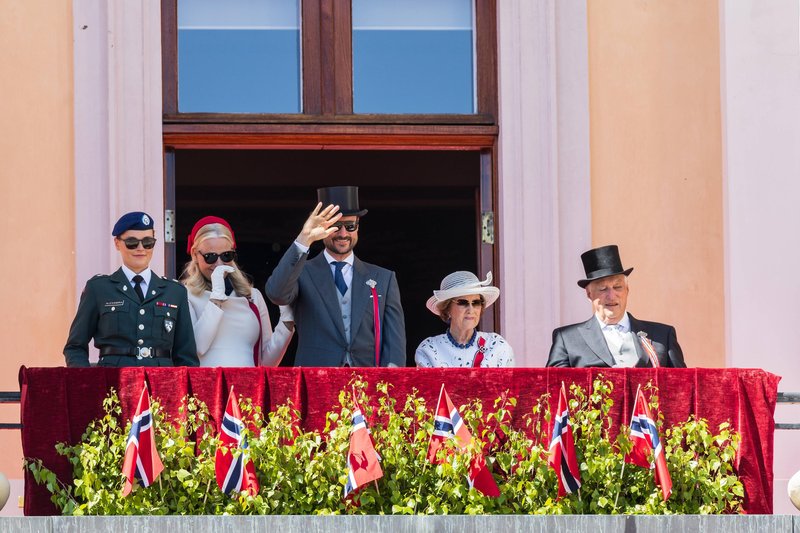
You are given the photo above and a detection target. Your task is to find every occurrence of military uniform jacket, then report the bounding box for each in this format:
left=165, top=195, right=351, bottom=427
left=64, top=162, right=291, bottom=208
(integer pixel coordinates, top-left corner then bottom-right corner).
left=546, top=313, right=686, bottom=368
left=265, top=245, right=406, bottom=367
left=64, top=268, right=198, bottom=367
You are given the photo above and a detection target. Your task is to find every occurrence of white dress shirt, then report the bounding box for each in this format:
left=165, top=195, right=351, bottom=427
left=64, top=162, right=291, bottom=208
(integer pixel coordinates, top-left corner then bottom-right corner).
left=291, top=241, right=355, bottom=291
left=322, top=249, right=354, bottom=291
left=596, top=312, right=638, bottom=367
left=120, top=265, right=152, bottom=297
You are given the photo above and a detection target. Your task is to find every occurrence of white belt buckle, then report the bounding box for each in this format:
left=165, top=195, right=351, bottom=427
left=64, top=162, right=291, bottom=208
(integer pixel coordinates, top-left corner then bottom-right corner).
left=136, top=347, right=153, bottom=359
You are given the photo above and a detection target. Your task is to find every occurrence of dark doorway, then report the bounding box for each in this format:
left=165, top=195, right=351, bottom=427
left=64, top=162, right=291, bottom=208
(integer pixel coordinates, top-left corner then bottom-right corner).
left=174, top=149, right=480, bottom=366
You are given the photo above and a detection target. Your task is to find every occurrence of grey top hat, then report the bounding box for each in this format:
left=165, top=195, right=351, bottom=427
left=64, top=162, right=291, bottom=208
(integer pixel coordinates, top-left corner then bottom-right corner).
left=317, top=186, right=368, bottom=217
left=577, top=245, right=633, bottom=288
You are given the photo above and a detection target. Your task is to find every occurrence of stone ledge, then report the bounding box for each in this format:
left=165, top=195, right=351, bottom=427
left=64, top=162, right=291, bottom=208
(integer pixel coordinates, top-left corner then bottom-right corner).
left=0, top=514, right=797, bottom=533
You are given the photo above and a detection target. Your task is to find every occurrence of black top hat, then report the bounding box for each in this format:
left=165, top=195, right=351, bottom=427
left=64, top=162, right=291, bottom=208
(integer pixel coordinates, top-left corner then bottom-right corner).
left=317, top=186, right=368, bottom=217
left=577, top=245, right=633, bottom=288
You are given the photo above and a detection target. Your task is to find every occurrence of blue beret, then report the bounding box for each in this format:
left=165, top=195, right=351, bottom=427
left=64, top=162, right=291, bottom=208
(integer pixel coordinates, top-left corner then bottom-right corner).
left=112, top=212, right=154, bottom=236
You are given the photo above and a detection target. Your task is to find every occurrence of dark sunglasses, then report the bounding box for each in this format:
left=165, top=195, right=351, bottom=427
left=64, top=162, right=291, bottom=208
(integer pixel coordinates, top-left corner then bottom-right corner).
left=120, top=237, right=157, bottom=250
left=454, top=298, right=485, bottom=308
left=331, top=221, right=359, bottom=232
left=198, top=250, right=238, bottom=265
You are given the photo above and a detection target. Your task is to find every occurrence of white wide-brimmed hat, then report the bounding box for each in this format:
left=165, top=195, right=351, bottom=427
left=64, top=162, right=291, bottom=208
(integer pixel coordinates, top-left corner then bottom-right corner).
left=425, top=271, right=500, bottom=316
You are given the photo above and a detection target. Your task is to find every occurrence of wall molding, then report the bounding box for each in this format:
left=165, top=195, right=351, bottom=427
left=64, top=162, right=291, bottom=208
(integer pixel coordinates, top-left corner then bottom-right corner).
left=496, top=0, right=591, bottom=366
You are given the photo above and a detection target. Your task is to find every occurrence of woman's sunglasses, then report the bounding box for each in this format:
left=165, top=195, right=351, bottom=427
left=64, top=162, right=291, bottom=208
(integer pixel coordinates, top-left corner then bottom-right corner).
left=198, top=251, right=238, bottom=264
left=120, top=237, right=157, bottom=250
left=454, top=298, right=485, bottom=308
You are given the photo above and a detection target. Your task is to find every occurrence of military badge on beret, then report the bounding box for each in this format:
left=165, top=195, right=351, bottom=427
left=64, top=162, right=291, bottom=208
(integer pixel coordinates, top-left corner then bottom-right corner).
left=112, top=211, right=155, bottom=236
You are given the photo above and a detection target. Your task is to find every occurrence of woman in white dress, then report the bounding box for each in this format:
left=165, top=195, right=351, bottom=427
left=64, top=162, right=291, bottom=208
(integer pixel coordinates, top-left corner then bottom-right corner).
left=415, top=271, right=514, bottom=368
left=182, top=216, right=294, bottom=367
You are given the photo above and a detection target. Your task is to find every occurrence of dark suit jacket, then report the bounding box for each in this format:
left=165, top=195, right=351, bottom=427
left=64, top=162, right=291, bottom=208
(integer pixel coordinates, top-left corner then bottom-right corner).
left=265, top=245, right=406, bottom=367
left=64, top=268, right=198, bottom=367
left=546, top=313, right=685, bottom=368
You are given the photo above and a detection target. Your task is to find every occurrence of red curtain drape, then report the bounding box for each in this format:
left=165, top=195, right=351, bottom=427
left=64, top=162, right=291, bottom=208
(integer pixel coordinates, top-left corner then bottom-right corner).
left=19, top=367, right=780, bottom=515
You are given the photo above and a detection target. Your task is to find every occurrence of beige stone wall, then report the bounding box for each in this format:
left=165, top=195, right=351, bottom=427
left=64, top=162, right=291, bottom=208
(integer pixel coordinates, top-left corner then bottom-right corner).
left=587, top=0, right=725, bottom=368
left=0, top=0, right=74, bottom=502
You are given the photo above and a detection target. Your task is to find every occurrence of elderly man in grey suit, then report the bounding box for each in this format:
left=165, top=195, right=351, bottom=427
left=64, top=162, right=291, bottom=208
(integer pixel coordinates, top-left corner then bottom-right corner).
left=266, top=186, right=406, bottom=367
left=547, top=245, right=685, bottom=368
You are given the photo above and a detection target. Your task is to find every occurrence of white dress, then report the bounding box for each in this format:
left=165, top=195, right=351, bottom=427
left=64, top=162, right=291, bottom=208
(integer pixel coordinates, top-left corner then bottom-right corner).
left=187, top=288, right=293, bottom=367
left=415, top=331, right=514, bottom=368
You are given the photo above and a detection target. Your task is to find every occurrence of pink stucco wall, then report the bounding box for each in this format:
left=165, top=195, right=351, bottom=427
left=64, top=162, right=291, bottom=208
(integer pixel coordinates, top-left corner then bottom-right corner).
left=721, top=0, right=800, bottom=514
left=0, top=0, right=75, bottom=516
left=2, top=0, right=798, bottom=516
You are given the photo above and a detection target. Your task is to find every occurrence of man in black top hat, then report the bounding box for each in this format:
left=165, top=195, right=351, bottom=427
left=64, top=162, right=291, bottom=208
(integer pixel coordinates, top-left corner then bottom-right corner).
left=546, top=245, right=685, bottom=368
left=63, top=211, right=198, bottom=367
left=266, top=186, right=407, bottom=367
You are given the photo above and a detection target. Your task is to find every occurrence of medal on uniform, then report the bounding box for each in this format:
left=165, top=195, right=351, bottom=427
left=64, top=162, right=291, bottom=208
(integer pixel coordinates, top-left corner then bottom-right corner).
left=164, top=318, right=174, bottom=333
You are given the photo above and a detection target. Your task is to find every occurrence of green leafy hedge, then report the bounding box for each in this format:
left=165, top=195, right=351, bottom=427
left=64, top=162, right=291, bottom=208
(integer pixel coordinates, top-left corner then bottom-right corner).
left=26, top=377, right=743, bottom=515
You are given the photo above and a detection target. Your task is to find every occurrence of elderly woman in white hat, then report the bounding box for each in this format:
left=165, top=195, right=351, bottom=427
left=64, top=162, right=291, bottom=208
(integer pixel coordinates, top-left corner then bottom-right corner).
left=415, top=271, right=514, bottom=368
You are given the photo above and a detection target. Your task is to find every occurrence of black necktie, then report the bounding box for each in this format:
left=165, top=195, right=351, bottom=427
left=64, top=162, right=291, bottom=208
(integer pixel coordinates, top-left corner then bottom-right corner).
left=132, top=274, right=145, bottom=302
left=332, top=262, right=348, bottom=296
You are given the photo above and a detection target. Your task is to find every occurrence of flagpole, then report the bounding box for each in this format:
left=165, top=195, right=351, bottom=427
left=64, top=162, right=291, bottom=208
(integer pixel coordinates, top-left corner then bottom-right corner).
left=150, top=382, right=164, bottom=497
left=559, top=381, right=581, bottom=504
left=429, top=383, right=445, bottom=464
left=614, top=383, right=641, bottom=508
left=570, top=383, right=579, bottom=510
left=423, top=384, right=444, bottom=472
left=417, top=384, right=445, bottom=509
left=559, top=380, right=572, bottom=502
left=202, top=478, right=212, bottom=507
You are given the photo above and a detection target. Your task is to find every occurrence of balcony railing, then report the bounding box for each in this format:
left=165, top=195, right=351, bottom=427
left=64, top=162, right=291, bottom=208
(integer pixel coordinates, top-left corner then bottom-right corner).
left=3, top=390, right=799, bottom=431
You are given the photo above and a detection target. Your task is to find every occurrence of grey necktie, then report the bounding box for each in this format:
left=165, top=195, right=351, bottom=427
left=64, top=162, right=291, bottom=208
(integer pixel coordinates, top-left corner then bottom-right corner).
left=605, top=324, right=624, bottom=353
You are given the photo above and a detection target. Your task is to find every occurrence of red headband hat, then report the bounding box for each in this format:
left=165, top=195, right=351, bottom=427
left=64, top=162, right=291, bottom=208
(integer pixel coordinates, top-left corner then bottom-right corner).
left=187, top=216, right=236, bottom=254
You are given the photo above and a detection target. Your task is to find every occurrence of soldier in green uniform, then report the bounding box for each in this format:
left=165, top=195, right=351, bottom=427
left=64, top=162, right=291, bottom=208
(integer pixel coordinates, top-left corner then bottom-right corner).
left=64, top=212, right=198, bottom=367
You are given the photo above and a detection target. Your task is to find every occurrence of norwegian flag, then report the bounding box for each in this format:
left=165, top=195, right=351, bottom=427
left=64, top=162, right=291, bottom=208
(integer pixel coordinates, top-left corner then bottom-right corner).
left=121, top=383, right=164, bottom=496
left=343, top=389, right=383, bottom=499
left=426, top=385, right=500, bottom=498
left=548, top=383, right=581, bottom=497
left=625, top=387, right=672, bottom=501
left=427, top=385, right=471, bottom=463
left=215, top=386, right=259, bottom=497
left=466, top=453, right=500, bottom=497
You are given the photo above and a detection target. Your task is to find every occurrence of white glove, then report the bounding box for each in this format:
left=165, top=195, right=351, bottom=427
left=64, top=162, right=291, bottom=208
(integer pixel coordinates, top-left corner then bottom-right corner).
left=210, top=265, right=235, bottom=301
left=279, top=304, right=295, bottom=327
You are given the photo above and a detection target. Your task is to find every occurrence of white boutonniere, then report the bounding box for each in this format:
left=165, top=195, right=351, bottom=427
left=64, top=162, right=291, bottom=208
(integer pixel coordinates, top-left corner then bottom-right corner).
left=366, top=279, right=381, bottom=298
left=637, top=331, right=647, bottom=339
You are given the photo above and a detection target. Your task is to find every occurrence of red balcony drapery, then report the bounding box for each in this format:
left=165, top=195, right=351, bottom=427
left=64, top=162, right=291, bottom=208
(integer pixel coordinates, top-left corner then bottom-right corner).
left=19, top=367, right=779, bottom=515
